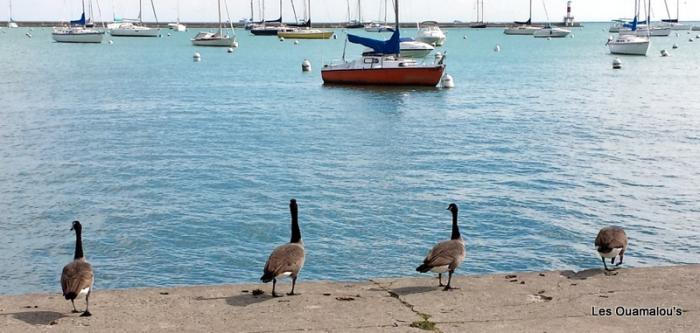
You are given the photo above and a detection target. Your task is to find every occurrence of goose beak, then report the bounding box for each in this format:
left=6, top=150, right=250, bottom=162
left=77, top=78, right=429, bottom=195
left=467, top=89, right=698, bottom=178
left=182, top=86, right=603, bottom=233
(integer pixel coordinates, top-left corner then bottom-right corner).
left=70, top=226, right=74, bottom=231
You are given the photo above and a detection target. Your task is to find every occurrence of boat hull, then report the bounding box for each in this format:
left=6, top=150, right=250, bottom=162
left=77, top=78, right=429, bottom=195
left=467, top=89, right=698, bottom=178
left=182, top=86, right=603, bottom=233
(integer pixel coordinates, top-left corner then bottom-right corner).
left=8, top=22, right=18, bottom=28
left=620, top=28, right=671, bottom=37
left=52, top=32, right=104, bottom=43
left=533, top=28, right=570, bottom=38
left=110, top=27, right=161, bottom=37
left=192, top=37, right=236, bottom=47
left=504, top=26, right=539, bottom=35
left=277, top=30, right=333, bottom=39
left=321, top=66, right=445, bottom=86
left=609, top=41, right=650, bottom=56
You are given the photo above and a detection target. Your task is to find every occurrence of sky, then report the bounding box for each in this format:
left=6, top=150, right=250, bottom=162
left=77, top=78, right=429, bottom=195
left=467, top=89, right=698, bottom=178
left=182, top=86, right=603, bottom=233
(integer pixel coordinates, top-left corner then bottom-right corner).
left=5, top=0, right=700, bottom=23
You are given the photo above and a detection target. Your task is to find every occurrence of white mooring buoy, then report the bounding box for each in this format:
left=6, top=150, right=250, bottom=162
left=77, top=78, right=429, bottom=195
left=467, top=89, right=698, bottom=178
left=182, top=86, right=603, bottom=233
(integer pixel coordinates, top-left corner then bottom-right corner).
left=279, top=36, right=285, bottom=42
left=193, top=51, right=201, bottom=62
left=333, top=34, right=337, bottom=39
left=672, top=43, right=679, bottom=49
left=227, top=47, right=234, bottom=53
left=25, top=32, right=31, bottom=38
left=108, top=40, right=114, bottom=45
left=302, top=59, right=311, bottom=72
left=294, top=40, right=299, bottom=45
left=494, top=44, right=501, bottom=52
left=167, top=33, right=172, bottom=37
left=690, top=38, right=694, bottom=42
left=232, top=41, right=239, bottom=48
left=696, top=35, right=700, bottom=39
left=463, top=35, right=467, bottom=40
left=612, top=58, right=622, bottom=69
left=441, top=74, right=455, bottom=88
left=660, top=49, right=669, bottom=57
left=675, top=32, right=680, bottom=37
left=570, top=33, right=575, bottom=38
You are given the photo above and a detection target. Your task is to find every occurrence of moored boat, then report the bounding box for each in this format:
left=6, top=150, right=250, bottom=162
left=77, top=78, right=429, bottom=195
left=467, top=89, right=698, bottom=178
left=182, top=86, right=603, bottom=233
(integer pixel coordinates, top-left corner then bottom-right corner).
left=504, top=0, right=538, bottom=35
left=321, top=0, right=445, bottom=86
left=608, top=1, right=650, bottom=56
left=416, top=21, right=446, bottom=46
left=191, top=0, right=237, bottom=47
left=110, top=0, right=160, bottom=37
left=52, top=1, right=105, bottom=44
left=533, top=25, right=570, bottom=38
left=276, top=0, right=333, bottom=39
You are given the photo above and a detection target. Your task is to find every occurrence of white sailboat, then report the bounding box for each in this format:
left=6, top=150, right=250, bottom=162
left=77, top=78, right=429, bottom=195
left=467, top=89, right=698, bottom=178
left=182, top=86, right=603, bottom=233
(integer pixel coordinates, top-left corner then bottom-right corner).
left=608, top=0, right=650, bottom=56
left=52, top=0, right=105, bottom=43
left=660, top=0, right=691, bottom=31
left=364, top=0, right=393, bottom=32
left=504, top=0, right=539, bottom=35
left=618, top=0, right=670, bottom=37
left=192, top=0, right=237, bottom=47
left=110, top=0, right=161, bottom=37
left=533, top=1, right=570, bottom=38
left=168, top=0, right=187, bottom=31
left=7, top=0, right=18, bottom=28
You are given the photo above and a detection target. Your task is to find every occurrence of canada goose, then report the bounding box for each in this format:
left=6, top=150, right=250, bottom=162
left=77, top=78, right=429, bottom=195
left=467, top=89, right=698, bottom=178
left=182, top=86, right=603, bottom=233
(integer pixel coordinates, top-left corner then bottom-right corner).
left=416, top=203, right=466, bottom=291
left=61, top=221, right=94, bottom=317
left=595, top=226, right=628, bottom=271
left=260, top=199, right=305, bottom=297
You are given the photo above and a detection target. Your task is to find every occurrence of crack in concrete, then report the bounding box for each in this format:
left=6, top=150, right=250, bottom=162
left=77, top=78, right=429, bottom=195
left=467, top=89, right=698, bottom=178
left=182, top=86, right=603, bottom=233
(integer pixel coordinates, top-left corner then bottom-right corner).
left=369, top=279, right=442, bottom=333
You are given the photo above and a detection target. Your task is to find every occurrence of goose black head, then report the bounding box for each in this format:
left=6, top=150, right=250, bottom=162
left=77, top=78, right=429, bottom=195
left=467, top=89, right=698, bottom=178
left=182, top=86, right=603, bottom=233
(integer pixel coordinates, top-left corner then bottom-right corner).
left=70, top=220, right=82, bottom=232
left=446, top=203, right=458, bottom=213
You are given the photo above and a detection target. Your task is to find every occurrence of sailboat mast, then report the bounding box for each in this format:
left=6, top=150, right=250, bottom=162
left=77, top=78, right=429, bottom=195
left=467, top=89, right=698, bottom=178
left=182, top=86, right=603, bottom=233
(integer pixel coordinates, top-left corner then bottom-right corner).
left=677, top=0, right=679, bottom=21
left=394, top=0, right=398, bottom=30
left=177, top=0, right=180, bottom=24
left=279, top=0, right=282, bottom=21
left=529, top=0, right=532, bottom=22
left=138, top=0, right=143, bottom=23
left=358, top=0, right=362, bottom=22
left=250, top=0, right=254, bottom=21
left=218, top=0, right=222, bottom=34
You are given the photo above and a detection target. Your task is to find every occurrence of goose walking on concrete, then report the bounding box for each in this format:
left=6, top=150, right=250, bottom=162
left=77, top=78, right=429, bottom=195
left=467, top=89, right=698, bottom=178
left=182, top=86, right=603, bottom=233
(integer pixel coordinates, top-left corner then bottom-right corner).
left=261, top=199, right=305, bottom=297
left=61, top=221, right=94, bottom=316
left=416, top=203, right=466, bottom=291
left=595, top=226, right=628, bottom=271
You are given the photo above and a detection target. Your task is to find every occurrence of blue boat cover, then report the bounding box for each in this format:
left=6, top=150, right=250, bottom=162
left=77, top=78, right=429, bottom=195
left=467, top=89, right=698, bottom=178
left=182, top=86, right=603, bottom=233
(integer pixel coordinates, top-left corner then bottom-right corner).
left=348, top=29, right=401, bottom=55
left=71, top=13, right=86, bottom=26
left=623, top=17, right=638, bottom=31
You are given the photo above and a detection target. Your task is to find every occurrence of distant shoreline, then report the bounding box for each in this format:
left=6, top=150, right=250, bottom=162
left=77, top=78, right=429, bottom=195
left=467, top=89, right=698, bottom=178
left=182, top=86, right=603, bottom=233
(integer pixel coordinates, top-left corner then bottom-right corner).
left=0, top=265, right=697, bottom=332
left=1, top=21, right=588, bottom=29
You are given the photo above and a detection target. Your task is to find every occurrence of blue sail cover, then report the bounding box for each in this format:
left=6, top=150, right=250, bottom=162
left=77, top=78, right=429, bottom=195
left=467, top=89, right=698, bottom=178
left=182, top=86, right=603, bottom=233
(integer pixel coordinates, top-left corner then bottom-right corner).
left=348, top=30, right=401, bottom=55
left=623, top=17, right=638, bottom=31
left=71, top=13, right=86, bottom=26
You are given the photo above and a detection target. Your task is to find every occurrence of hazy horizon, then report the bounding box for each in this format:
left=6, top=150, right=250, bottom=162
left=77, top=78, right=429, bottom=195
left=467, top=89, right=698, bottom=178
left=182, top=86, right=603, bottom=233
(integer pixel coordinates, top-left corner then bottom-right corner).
left=4, top=0, right=700, bottom=23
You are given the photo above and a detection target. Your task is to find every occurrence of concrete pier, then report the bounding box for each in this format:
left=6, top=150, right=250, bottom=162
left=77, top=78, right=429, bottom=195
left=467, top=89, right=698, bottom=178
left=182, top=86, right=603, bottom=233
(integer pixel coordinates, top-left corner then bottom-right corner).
left=0, top=265, right=697, bottom=332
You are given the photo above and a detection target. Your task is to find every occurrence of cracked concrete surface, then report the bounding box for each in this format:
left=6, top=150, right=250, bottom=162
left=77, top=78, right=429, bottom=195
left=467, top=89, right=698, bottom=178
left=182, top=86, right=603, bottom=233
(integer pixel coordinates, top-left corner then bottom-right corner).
left=0, top=265, right=698, bottom=332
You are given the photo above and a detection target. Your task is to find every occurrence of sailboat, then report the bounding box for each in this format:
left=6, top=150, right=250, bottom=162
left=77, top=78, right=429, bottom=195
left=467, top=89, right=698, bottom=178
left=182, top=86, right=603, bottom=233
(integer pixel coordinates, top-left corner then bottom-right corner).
left=321, top=0, right=445, bottom=86
left=192, top=0, right=237, bottom=46
left=618, top=0, right=670, bottom=37
left=168, top=0, right=187, bottom=31
left=277, top=0, right=333, bottom=39
left=533, top=1, right=570, bottom=38
left=345, top=0, right=364, bottom=29
left=504, top=0, right=539, bottom=35
left=251, top=0, right=294, bottom=36
left=7, top=0, right=18, bottom=28
left=470, top=0, right=487, bottom=28
left=364, top=0, right=394, bottom=32
left=52, top=0, right=105, bottom=43
left=110, top=0, right=161, bottom=37
left=660, top=0, right=691, bottom=31
left=608, top=0, right=650, bottom=56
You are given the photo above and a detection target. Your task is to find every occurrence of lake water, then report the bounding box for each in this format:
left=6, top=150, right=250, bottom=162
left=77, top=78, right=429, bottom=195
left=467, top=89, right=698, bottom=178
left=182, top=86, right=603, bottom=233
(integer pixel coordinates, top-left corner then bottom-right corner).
left=1, top=24, right=699, bottom=295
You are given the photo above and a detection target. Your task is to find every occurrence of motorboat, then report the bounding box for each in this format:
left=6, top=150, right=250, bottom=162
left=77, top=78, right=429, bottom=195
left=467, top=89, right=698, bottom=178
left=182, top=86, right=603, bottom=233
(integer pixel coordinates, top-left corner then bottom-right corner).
left=415, top=21, right=446, bottom=46
left=321, top=0, right=445, bottom=86
left=110, top=0, right=160, bottom=37
left=191, top=0, right=236, bottom=46
left=52, top=2, right=105, bottom=43
left=533, top=25, right=571, bottom=38
left=399, top=39, right=434, bottom=58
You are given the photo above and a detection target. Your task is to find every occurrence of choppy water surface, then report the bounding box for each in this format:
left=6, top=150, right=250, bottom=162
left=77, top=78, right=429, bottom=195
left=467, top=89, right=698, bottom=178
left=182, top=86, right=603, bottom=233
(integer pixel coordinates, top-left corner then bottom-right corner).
left=1, top=24, right=699, bottom=295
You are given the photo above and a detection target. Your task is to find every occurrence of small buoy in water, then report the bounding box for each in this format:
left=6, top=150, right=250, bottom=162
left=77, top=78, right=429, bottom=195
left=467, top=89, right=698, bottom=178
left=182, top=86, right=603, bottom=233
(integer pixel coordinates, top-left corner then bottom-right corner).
left=227, top=47, right=234, bottom=53
left=193, top=51, right=201, bottom=62
left=167, top=33, right=172, bottom=37
left=672, top=43, right=679, bottom=49
left=494, top=44, right=501, bottom=52
left=434, top=52, right=443, bottom=61
left=441, top=74, right=455, bottom=88
left=25, top=32, right=31, bottom=38
left=570, top=33, right=575, bottom=38
left=660, top=49, right=669, bottom=57
left=696, top=35, right=700, bottom=39
left=547, top=37, right=552, bottom=40
left=675, top=32, right=680, bottom=37
left=463, top=35, right=467, bottom=39
left=333, top=34, right=337, bottom=39
left=108, top=40, right=114, bottom=45
left=294, top=40, right=299, bottom=45
left=302, top=59, right=311, bottom=72
left=612, top=58, right=622, bottom=69
left=690, top=38, right=694, bottom=42
left=232, top=41, right=239, bottom=48
left=279, top=36, right=285, bottom=42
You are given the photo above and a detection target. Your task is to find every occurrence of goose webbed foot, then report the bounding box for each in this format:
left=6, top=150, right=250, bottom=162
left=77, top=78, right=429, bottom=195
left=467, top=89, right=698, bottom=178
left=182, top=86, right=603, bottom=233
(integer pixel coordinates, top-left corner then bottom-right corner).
left=286, top=292, right=299, bottom=296
left=71, top=310, right=81, bottom=314
left=604, top=270, right=618, bottom=276
left=442, top=285, right=459, bottom=291
left=80, top=311, right=92, bottom=317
